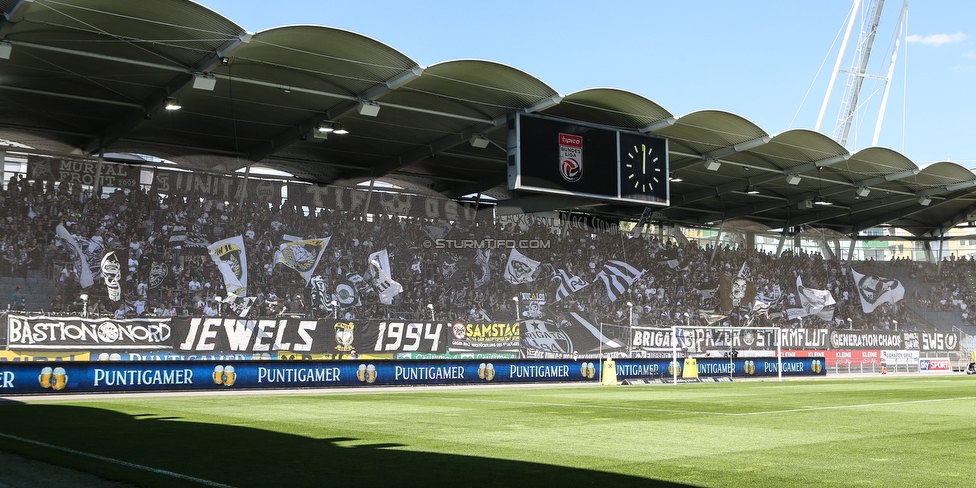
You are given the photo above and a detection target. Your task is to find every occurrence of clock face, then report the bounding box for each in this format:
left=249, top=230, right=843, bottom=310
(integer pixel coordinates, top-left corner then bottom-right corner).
left=619, top=132, right=668, bottom=204
left=624, top=142, right=661, bottom=193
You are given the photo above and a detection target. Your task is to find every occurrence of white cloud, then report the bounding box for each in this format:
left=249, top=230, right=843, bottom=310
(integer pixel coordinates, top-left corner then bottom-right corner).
left=907, top=32, right=967, bottom=46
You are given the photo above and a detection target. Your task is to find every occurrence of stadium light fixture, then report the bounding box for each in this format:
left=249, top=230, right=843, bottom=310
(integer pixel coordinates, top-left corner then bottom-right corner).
left=0, top=40, right=11, bottom=60
left=191, top=72, right=217, bottom=91
left=918, top=196, right=932, bottom=206
left=704, top=159, right=721, bottom=171
left=786, top=174, right=801, bottom=185
left=855, top=187, right=871, bottom=198
left=746, top=185, right=759, bottom=194
left=317, top=121, right=348, bottom=135
left=357, top=99, right=380, bottom=117
left=164, top=98, right=181, bottom=111
left=469, top=134, right=490, bottom=148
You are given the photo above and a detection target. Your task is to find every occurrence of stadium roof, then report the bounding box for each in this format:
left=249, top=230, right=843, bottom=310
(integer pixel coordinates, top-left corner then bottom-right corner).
left=1, top=0, right=974, bottom=238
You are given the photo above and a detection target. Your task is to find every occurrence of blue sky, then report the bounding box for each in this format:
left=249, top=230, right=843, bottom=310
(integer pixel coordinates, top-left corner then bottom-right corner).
left=196, top=0, right=975, bottom=167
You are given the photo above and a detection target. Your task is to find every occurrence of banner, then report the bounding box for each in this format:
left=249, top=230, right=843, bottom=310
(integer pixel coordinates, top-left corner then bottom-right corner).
left=174, top=317, right=335, bottom=354
left=851, top=268, right=905, bottom=313
left=719, top=262, right=756, bottom=310
left=286, top=183, right=482, bottom=221
left=523, top=312, right=627, bottom=359
left=27, top=156, right=141, bottom=189
left=612, top=357, right=826, bottom=380
left=152, top=168, right=281, bottom=204
left=208, top=236, right=248, bottom=296
left=0, top=350, right=92, bottom=362
left=902, top=331, right=959, bottom=351
left=830, top=330, right=903, bottom=349
left=357, top=322, right=447, bottom=354
left=449, top=322, right=521, bottom=349
left=173, top=318, right=447, bottom=355
left=5, top=315, right=171, bottom=350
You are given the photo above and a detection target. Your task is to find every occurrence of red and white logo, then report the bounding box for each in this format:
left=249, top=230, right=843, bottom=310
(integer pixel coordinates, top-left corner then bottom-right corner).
left=558, top=133, right=582, bottom=182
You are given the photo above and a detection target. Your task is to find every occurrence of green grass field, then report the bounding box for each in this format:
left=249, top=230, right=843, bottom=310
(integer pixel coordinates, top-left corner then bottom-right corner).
left=2, top=375, right=975, bottom=487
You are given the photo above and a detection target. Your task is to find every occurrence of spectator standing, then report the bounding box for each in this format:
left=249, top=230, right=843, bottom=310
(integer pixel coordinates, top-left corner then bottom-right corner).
left=10, top=285, right=25, bottom=310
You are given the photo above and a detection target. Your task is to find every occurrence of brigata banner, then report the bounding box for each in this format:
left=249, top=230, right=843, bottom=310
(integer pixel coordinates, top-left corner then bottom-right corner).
left=5, top=315, right=171, bottom=350
left=172, top=318, right=447, bottom=355
left=631, top=327, right=832, bottom=353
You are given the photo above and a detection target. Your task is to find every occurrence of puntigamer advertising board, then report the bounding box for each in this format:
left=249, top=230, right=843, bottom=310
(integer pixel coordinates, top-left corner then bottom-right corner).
left=0, top=357, right=828, bottom=395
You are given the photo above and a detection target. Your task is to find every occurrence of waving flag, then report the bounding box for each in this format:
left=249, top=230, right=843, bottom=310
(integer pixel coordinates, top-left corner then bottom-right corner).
left=851, top=269, right=905, bottom=313
left=56, top=224, right=94, bottom=288
left=275, top=236, right=330, bottom=285
left=788, top=276, right=836, bottom=320
left=595, top=260, right=643, bottom=302
left=504, top=248, right=541, bottom=284
left=368, top=249, right=403, bottom=305
left=553, top=268, right=588, bottom=302
left=208, top=236, right=247, bottom=296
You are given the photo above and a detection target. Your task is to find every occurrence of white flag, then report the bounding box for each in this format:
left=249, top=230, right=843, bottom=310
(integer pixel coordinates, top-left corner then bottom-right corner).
left=504, top=248, right=541, bottom=284
left=274, top=237, right=330, bottom=285
left=208, top=236, right=248, bottom=296
left=368, top=249, right=402, bottom=305
left=851, top=269, right=905, bottom=313
left=56, top=224, right=94, bottom=288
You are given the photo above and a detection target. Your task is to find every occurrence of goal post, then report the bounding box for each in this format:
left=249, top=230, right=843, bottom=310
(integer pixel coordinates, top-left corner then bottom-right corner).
left=670, top=325, right=782, bottom=385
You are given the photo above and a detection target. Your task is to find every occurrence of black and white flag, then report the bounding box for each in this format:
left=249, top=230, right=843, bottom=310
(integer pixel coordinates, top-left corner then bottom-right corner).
left=595, top=260, right=643, bottom=302
left=553, top=268, right=588, bottom=302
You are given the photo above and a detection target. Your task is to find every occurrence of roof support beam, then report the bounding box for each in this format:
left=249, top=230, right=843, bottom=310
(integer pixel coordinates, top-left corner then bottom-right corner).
left=79, top=33, right=253, bottom=155
left=494, top=194, right=603, bottom=216
left=921, top=201, right=976, bottom=238
left=698, top=135, right=771, bottom=162
left=0, top=0, right=34, bottom=36
left=249, top=67, right=425, bottom=162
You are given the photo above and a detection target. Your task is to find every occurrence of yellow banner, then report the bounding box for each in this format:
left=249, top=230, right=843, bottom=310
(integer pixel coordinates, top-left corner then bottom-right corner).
left=0, top=350, right=91, bottom=362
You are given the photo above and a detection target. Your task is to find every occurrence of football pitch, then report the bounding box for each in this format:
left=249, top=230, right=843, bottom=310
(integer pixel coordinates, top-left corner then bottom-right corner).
left=1, top=375, right=975, bottom=487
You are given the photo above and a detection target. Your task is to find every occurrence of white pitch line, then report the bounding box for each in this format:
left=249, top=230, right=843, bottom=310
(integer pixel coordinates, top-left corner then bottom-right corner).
left=724, top=395, right=976, bottom=416
left=434, top=395, right=976, bottom=417
left=0, top=432, right=234, bottom=488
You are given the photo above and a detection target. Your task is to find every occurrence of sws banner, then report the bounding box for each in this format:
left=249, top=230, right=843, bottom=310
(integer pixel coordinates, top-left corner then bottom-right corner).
left=173, top=318, right=448, bottom=355
left=5, top=315, right=171, bottom=350
left=0, top=359, right=600, bottom=394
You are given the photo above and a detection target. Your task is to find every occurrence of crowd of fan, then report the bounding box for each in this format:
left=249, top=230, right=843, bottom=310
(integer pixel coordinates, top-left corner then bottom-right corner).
left=0, top=174, right=966, bottom=331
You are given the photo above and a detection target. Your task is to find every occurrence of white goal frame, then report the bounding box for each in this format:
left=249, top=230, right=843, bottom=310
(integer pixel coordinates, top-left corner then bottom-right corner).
left=670, top=326, right=782, bottom=385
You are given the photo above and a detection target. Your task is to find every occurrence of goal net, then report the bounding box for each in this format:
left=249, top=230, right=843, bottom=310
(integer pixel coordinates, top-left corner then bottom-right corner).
left=669, top=325, right=782, bottom=384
